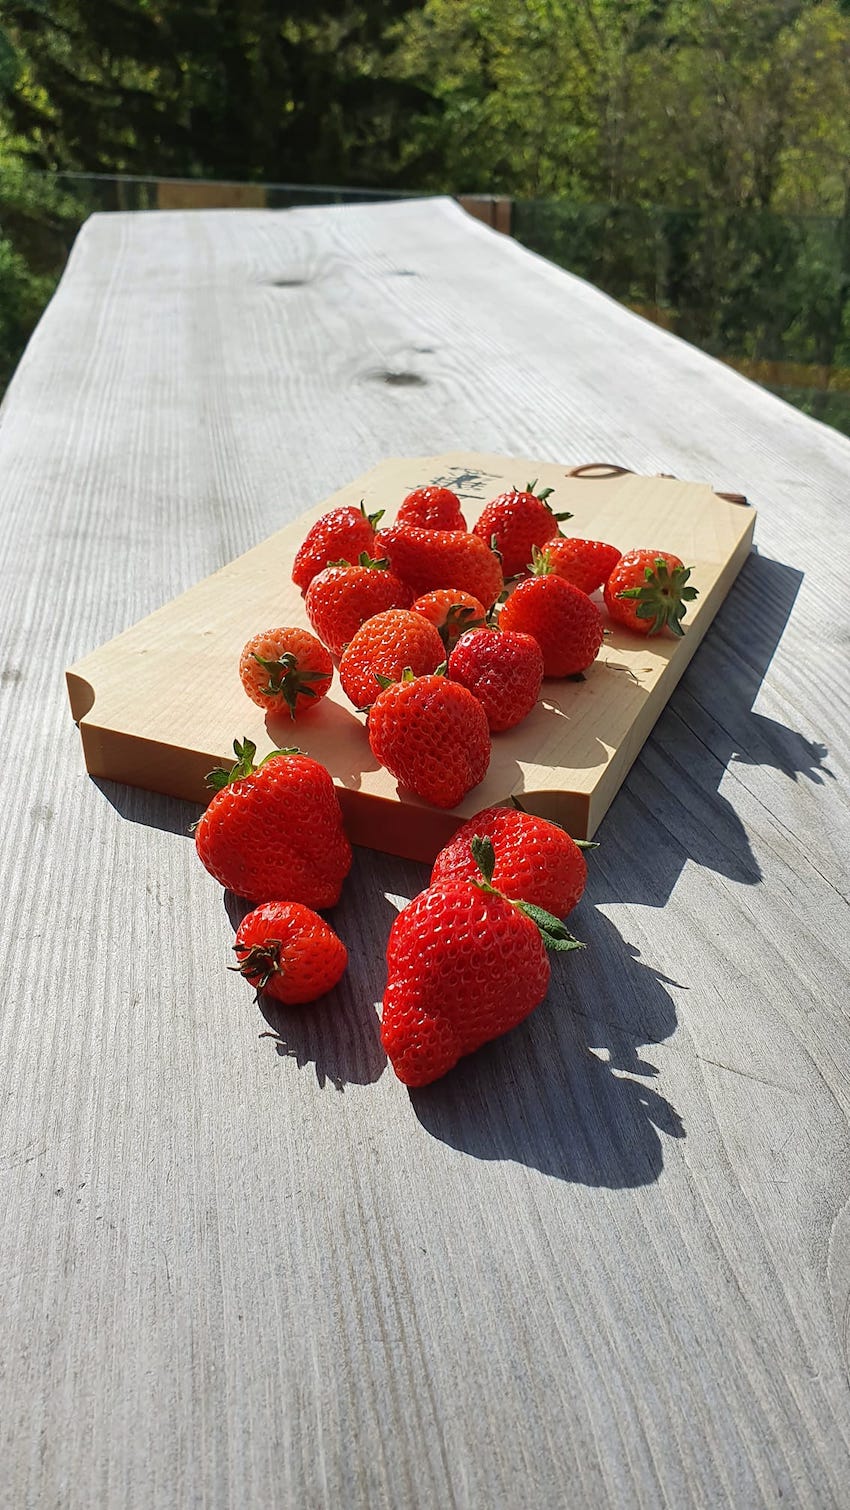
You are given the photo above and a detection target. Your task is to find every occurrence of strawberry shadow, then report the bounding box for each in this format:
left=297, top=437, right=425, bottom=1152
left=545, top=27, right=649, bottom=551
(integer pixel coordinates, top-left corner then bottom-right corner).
left=409, top=902, right=685, bottom=1188
left=264, top=700, right=380, bottom=790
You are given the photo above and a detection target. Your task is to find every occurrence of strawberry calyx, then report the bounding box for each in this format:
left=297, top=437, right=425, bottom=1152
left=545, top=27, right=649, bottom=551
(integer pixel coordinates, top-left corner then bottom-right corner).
left=206, top=737, right=300, bottom=791
left=528, top=543, right=556, bottom=577
left=251, top=651, right=329, bottom=720
left=514, top=479, right=573, bottom=526
left=230, top=937, right=282, bottom=995
left=359, top=499, right=385, bottom=530
left=438, top=602, right=487, bottom=649
left=327, top=551, right=390, bottom=572
left=470, top=836, right=584, bottom=953
left=617, top=557, right=699, bottom=637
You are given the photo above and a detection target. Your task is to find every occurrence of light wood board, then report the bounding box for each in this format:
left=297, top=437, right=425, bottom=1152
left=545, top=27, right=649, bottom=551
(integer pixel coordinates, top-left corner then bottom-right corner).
left=66, top=452, right=754, bottom=857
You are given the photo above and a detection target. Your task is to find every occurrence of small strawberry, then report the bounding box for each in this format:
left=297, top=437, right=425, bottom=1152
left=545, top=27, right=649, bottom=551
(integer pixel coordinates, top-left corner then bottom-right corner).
left=447, top=626, right=543, bottom=731
left=292, top=501, right=384, bottom=593
left=305, top=553, right=411, bottom=658
left=431, top=806, right=589, bottom=917
left=381, top=837, right=583, bottom=1086
left=411, top=589, right=487, bottom=652
left=338, top=609, right=444, bottom=710
left=604, top=550, right=699, bottom=636
left=499, top=570, right=604, bottom=677
left=375, top=525, right=503, bottom=609
left=530, top=538, right=621, bottom=595
left=368, top=669, right=490, bottom=809
left=396, top=485, right=466, bottom=531
left=239, top=626, right=333, bottom=719
left=232, top=901, right=347, bottom=1005
left=194, top=739, right=352, bottom=907
left=472, top=480, right=572, bottom=578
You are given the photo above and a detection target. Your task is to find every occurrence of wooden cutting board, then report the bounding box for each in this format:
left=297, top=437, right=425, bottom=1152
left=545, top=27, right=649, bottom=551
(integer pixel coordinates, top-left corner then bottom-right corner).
left=65, top=452, right=754, bottom=861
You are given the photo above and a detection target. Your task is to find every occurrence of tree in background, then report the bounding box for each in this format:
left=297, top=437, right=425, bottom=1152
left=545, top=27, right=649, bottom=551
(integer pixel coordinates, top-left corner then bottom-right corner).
left=1, top=0, right=433, bottom=185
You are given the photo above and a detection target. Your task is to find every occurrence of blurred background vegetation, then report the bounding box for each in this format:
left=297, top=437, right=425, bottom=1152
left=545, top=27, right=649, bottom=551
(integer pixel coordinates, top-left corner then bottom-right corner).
left=2, top=0, right=850, bottom=431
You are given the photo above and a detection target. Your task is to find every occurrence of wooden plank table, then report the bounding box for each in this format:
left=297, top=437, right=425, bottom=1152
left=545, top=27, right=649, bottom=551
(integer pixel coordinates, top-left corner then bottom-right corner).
left=2, top=197, right=849, bottom=1508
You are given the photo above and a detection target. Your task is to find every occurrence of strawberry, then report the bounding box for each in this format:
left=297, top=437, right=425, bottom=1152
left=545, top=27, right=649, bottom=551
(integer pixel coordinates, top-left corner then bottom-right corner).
left=232, top=901, right=347, bottom=1005
left=431, top=806, right=588, bottom=917
left=305, top=553, right=411, bottom=658
left=530, top=538, right=621, bottom=595
left=194, top=739, right=351, bottom=907
left=447, top=626, right=543, bottom=731
left=499, top=571, right=604, bottom=677
left=338, top=609, right=444, bottom=710
left=375, top=525, right=503, bottom=609
left=411, top=588, right=487, bottom=651
left=472, top=480, right=572, bottom=578
left=396, top=485, right=466, bottom=531
left=239, top=626, right=333, bottom=719
left=604, top=550, right=699, bottom=636
left=368, top=669, right=490, bottom=809
left=381, top=837, right=583, bottom=1086
left=292, top=501, right=384, bottom=593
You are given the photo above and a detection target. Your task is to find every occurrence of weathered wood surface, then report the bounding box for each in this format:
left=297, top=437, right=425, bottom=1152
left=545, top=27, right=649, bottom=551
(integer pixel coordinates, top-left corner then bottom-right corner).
left=1, top=198, right=849, bottom=1509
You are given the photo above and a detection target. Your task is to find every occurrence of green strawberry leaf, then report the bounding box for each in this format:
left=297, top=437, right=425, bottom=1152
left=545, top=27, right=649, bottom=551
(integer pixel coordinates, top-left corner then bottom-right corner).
left=205, top=738, right=299, bottom=789
left=360, top=499, right=385, bottom=529
left=515, top=901, right=585, bottom=952
left=471, top=834, right=496, bottom=886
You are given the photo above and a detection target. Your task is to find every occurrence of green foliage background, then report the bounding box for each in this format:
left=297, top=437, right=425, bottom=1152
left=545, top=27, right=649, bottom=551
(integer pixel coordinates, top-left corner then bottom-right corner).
left=2, top=0, right=850, bottom=425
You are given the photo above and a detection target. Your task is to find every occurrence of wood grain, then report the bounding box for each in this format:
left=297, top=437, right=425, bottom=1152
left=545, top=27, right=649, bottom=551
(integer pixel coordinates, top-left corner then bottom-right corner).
left=65, top=453, right=754, bottom=852
left=2, top=198, right=850, bottom=1509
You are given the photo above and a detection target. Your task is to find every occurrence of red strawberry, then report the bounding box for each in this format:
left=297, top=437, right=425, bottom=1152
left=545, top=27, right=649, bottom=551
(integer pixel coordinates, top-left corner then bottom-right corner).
left=232, top=901, right=347, bottom=1005
left=431, top=806, right=588, bottom=917
left=604, top=550, right=699, bottom=636
left=375, top=525, right=503, bottom=608
left=338, top=609, right=444, bottom=710
left=292, top=502, right=384, bottom=593
left=368, top=669, right=490, bottom=808
left=305, top=553, right=411, bottom=658
left=194, top=739, right=351, bottom=907
left=499, top=572, right=604, bottom=677
left=448, top=627, right=543, bottom=731
left=381, top=837, right=583, bottom=1085
left=239, top=626, right=333, bottom=719
left=531, top=538, right=621, bottom=595
left=472, top=480, right=572, bottom=577
left=411, top=589, right=487, bottom=652
left=397, top=485, right=466, bottom=530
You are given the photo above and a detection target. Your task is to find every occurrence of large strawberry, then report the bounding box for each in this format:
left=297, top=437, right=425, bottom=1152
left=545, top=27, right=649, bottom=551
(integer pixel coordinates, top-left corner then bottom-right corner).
left=447, top=626, right=543, bottom=731
left=232, top=900, right=348, bottom=1005
left=604, top=550, right=698, bottom=636
left=411, top=589, right=487, bottom=652
left=431, top=806, right=589, bottom=917
left=530, top=538, right=621, bottom=595
left=338, top=609, right=444, bottom=710
left=305, top=553, right=411, bottom=657
left=472, top=481, right=572, bottom=578
left=368, top=669, right=490, bottom=808
left=499, top=572, right=604, bottom=677
left=375, top=525, right=503, bottom=609
left=194, top=739, right=351, bottom=907
left=292, top=502, right=384, bottom=593
left=381, top=837, right=583, bottom=1086
left=396, top=485, right=466, bottom=531
left=239, top=626, right=333, bottom=719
